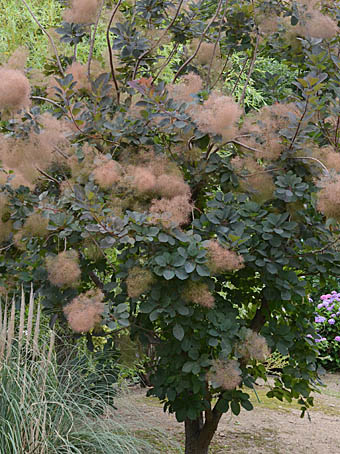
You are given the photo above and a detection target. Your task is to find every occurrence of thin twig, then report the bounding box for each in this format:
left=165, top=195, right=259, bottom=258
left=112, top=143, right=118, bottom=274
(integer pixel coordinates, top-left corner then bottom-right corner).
left=240, top=30, right=260, bottom=107
left=226, top=139, right=260, bottom=153
left=230, top=57, right=249, bottom=96
left=36, top=168, right=60, bottom=184
left=106, top=0, right=123, bottom=104
left=292, top=157, right=330, bottom=175
left=317, top=111, right=335, bottom=147
left=30, top=96, right=64, bottom=110
left=289, top=98, right=309, bottom=150
left=207, top=0, right=228, bottom=87
left=89, top=271, right=104, bottom=289
left=20, top=0, right=64, bottom=76
left=0, top=243, right=14, bottom=252
left=306, top=236, right=340, bottom=255
left=154, top=42, right=179, bottom=82
left=132, top=0, right=185, bottom=80
left=242, top=167, right=282, bottom=178
left=173, top=0, right=224, bottom=83
left=210, top=49, right=232, bottom=90
left=53, top=146, right=70, bottom=160
left=335, top=115, right=340, bottom=147
left=87, top=0, right=105, bottom=82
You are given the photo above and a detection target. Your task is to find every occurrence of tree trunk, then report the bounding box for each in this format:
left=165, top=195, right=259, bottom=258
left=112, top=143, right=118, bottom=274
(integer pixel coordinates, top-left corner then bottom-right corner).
left=184, top=410, right=222, bottom=454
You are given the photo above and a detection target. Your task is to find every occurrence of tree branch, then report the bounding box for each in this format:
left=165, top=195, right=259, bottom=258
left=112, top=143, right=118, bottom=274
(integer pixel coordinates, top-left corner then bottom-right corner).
left=250, top=296, right=269, bottom=333
left=30, top=96, right=64, bottom=110
left=207, top=1, right=228, bottom=86
left=230, top=57, right=249, bottom=96
left=106, top=0, right=123, bottom=104
left=36, top=167, right=60, bottom=184
left=20, top=0, right=64, bottom=76
left=132, top=0, right=185, bottom=80
left=173, top=0, right=224, bottom=83
left=292, top=156, right=329, bottom=175
left=289, top=98, right=309, bottom=150
left=88, top=270, right=104, bottom=289
left=240, top=30, right=259, bottom=107
left=210, top=49, right=232, bottom=90
left=87, top=0, right=105, bottom=82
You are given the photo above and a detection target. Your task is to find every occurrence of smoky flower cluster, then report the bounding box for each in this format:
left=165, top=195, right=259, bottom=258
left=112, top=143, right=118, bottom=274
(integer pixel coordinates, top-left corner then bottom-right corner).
left=231, top=103, right=300, bottom=202
left=14, top=211, right=49, bottom=249
left=295, top=0, right=339, bottom=40
left=46, top=250, right=81, bottom=288
left=126, top=266, right=154, bottom=298
left=191, top=91, right=242, bottom=141
left=89, top=151, right=193, bottom=228
left=150, top=195, right=192, bottom=228
left=207, top=359, right=242, bottom=390
left=167, top=72, right=203, bottom=103
left=0, top=51, right=31, bottom=113
left=190, top=39, right=220, bottom=66
left=316, top=175, right=340, bottom=222
left=0, top=112, right=71, bottom=189
left=232, top=156, right=276, bottom=203
left=206, top=240, right=244, bottom=274
left=241, top=104, right=299, bottom=162
left=236, top=329, right=270, bottom=362
left=63, top=0, right=100, bottom=24
left=92, top=157, right=122, bottom=189
left=182, top=281, right=215, bottom=308
left=48, top=61, right=104, bottom=97
left=169, top=74, right=242, bottom=142
left=313, top=146, right=340, bottom=174
left=257, top=0, right=338, bottom=40
left=63, top=288, right=105, bottom=333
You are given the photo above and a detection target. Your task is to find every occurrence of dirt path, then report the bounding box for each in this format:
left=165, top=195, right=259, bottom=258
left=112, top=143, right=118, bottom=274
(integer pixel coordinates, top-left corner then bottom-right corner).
left=115, top=373, right=340, bottom=453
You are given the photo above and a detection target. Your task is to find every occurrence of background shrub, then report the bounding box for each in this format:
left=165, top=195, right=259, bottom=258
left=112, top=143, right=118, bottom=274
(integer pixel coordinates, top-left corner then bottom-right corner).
left=312, top=292, right=340, bottom=370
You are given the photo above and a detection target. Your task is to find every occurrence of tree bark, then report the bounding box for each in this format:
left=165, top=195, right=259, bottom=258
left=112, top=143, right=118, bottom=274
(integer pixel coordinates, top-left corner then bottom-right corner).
left=184, top=409, right=222, bottom=454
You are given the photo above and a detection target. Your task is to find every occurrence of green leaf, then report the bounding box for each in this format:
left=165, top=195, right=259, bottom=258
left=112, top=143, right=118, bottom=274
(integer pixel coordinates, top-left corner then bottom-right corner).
left=175, top=408, right=187, bottom=422
left=240, top=400, right=253, bottom=411
left=231, top=400, right=241, bottom=416
left=173, top=323, right=185, bottom=341
left=159, top=233, right=169, bottom=242
left=277, top=341, right=288, bottom=355
left=188, top=243, right=198, bottom=257
left=281, top=290, right=291, bottom=300
left=140, top=301, right=155, bottom=313
left=177, top=305, right=190, bottom=316
left=185, top=261, right=195, bottom=273
left=167, top=388, right=176, bottom=401
left=191, top=363, right=200, bottom=374
left=149, top=309, right=161, bottom=321
left=215, top=399, right=229, bottom=413
left=116, top=303, right=128, bottom=313
left=172, top=255, right=186, bottom=267
left=208, top=337, right=219, bottom=347
left=196, top=265, right=210, bottom=277
left=163, top=269, right=175, bottom=280
left=155, top=255, right=167, bottom=266
left=206, top=213, right=220, bottom=224
left=267, top=263, right=278, bottom=274
left=178, top=247, right=188, bottom=258
left=291, top=15, right=299, bottom=26
left=175, top=269, right=189, bottom=280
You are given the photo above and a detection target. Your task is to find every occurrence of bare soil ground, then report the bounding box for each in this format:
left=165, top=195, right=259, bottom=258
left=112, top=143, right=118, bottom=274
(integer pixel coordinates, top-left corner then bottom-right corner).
left=115, top=373, right=340, bottom=453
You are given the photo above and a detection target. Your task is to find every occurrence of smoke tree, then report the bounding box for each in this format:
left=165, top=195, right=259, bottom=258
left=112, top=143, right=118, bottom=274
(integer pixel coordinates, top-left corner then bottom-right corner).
left=1, top=0, right=340, bottom=453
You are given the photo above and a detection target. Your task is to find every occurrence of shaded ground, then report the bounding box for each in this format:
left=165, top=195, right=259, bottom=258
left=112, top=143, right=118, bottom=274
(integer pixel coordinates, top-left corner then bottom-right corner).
left=114, top=373, right=340, bottom=453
